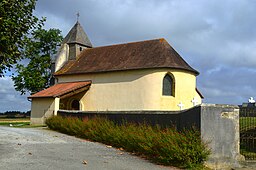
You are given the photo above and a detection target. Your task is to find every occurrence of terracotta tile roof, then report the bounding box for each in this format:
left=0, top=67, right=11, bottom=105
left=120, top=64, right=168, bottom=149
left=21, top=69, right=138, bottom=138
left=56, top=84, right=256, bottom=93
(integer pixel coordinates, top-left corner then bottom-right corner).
left=28, top=81, right=91, bottom=98
left=55, top=38, right=199, bottom=76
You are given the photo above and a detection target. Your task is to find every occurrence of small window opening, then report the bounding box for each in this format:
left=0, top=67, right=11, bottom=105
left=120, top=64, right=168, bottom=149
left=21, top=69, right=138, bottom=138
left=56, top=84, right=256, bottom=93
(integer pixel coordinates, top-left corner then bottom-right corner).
left=80, top=47, right=83, bottom=51
left=162, top=74, right=175, bottom=96
left=71, top=99, right=80, bottom=110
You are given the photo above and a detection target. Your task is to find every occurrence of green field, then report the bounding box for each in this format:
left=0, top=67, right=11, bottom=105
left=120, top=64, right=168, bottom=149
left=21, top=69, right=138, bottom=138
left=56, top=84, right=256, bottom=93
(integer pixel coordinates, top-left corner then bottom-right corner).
left=0, top=117, right=30, bottom=127
left=0, top=117, right=47, bottom=128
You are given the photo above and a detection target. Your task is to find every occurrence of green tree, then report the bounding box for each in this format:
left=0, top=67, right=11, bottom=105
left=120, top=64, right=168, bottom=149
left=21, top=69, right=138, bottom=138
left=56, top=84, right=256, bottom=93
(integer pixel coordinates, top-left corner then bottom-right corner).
left=0, top=0, right=44, bottom=77
left=12, top=28, right=63, bottom=95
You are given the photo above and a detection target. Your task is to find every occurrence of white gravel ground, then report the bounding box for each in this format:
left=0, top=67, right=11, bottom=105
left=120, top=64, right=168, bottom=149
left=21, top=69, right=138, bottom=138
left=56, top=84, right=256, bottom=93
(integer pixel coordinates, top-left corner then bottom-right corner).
left=0, top=126, right=179, bottom=170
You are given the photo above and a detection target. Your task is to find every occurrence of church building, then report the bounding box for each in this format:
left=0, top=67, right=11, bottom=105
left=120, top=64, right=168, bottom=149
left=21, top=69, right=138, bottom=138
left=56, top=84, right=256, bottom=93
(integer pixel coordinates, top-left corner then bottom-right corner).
left=28, top=21, right=203, bottom=125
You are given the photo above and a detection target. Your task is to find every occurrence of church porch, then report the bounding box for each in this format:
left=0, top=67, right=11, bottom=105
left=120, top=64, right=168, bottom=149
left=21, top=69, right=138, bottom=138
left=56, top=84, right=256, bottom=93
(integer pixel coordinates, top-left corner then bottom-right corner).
left=28, top=81, right=91, bottom=125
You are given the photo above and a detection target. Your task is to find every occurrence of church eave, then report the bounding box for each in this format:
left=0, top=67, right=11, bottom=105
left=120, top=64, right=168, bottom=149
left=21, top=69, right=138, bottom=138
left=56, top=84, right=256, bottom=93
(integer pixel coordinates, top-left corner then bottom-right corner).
left=54, top=66, right=199, bottom=77
left=67, top=41, right=92, bottom=48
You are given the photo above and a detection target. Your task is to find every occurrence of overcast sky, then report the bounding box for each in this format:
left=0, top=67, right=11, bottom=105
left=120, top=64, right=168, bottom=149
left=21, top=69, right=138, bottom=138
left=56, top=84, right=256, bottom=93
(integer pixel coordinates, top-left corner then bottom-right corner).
left=1, top=0, right=256, bottom=112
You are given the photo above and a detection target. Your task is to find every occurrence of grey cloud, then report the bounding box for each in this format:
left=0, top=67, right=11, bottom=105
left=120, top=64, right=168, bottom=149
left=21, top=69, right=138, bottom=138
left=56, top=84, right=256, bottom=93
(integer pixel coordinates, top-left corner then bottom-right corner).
left=198, top=66, right=256, bottom=104
left=0, top=77, right=30, bottom=112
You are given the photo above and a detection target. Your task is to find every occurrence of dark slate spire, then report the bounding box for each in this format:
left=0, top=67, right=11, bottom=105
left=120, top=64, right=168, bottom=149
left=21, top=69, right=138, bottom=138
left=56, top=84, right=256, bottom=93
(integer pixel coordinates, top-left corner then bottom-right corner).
left=63, top=21, right=92, bottom=60
left=63, top=21, right=92, bottom=48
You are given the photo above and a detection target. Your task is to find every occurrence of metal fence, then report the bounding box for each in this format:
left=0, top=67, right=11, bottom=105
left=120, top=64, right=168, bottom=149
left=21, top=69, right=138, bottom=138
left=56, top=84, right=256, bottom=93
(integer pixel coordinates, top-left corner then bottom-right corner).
left=240, top=103, right=256, bottom=160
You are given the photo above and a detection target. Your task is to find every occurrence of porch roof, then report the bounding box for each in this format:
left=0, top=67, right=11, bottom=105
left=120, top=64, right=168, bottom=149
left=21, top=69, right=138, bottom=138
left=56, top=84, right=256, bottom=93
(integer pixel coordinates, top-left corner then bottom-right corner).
left=28, top=81, right=91, bottom=99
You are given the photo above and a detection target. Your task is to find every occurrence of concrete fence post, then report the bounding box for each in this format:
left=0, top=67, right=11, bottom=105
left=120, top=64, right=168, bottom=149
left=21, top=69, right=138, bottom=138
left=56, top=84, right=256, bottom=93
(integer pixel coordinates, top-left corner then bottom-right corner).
left=200, top=104, right=244, bottom=169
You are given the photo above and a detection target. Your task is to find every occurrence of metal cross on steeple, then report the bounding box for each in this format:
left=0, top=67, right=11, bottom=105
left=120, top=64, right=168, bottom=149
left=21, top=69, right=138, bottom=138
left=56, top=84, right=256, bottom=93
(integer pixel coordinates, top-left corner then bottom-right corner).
left=76, top=12, right=80, bottom=22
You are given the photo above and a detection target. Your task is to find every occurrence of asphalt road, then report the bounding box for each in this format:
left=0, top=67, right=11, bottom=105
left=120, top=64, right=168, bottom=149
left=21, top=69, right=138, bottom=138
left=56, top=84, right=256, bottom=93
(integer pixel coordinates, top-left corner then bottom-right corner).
left=0, top=126, right=178, bottom=170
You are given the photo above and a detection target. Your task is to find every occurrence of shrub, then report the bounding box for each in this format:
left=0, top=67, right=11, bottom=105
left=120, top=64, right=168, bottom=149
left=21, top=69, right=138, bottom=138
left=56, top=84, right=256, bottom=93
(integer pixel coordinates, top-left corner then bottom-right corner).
left=46, top=116, right=210, bottom=169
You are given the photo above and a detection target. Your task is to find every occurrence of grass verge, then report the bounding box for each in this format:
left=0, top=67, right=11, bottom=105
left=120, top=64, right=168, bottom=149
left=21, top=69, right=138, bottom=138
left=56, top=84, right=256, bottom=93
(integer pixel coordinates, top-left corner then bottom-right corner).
left=46, top=116, right=210, bottom=169
left=0, top=118, right=46, bottom=128
left=0, top=121, right=30, bottom=126
left=0, top=118, right=30, bottom=127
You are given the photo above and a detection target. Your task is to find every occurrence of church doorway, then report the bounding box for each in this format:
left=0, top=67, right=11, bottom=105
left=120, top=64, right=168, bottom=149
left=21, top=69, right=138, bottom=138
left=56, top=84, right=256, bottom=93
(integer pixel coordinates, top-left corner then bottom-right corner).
left=71, top=99, right=80, bottom=110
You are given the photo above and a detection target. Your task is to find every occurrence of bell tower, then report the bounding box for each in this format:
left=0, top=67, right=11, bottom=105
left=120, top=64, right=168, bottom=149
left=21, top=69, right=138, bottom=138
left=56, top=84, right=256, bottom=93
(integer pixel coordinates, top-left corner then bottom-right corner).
left=63, top=21, right=93, bottom=60
left=54, top=21, right=93, bottom=73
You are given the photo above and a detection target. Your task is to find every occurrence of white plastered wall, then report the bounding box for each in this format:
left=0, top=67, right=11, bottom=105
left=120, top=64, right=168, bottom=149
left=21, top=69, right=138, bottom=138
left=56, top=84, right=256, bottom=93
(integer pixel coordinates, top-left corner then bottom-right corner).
left=30, top=97, right=60, bottom=125
left=55, top=44, right=69, bottom=72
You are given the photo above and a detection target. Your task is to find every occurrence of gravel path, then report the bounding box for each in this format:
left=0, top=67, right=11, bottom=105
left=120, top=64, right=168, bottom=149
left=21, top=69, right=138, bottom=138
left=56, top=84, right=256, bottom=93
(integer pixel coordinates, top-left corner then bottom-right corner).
left=0, top=126, right=179, bottom=170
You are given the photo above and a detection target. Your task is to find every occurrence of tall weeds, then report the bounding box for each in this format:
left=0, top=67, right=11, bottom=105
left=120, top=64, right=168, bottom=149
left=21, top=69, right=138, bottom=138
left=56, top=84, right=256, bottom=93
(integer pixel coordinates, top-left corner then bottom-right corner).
left=46, top=116, right=210, bottom=169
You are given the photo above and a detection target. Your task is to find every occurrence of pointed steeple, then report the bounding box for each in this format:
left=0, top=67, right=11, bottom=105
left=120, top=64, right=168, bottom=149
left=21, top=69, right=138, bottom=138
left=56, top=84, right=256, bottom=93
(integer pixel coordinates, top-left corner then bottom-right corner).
left=63, top=21, right=92, bottom=48
left=54, top=21, right=93, bottom=74
left=62, top=21, right=92, bottom=60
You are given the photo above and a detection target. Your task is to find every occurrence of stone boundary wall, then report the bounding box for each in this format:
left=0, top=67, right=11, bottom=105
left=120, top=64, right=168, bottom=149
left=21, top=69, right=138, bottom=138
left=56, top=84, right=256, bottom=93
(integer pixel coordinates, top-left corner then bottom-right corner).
left=57, top=104, right=244, bottom=169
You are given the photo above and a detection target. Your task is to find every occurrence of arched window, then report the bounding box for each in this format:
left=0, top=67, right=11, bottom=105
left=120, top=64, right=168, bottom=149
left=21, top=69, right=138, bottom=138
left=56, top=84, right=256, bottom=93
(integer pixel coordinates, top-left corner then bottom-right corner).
left=71, top=99, right=80, bottom=110
left=162, top=74, right=175, bottom=96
